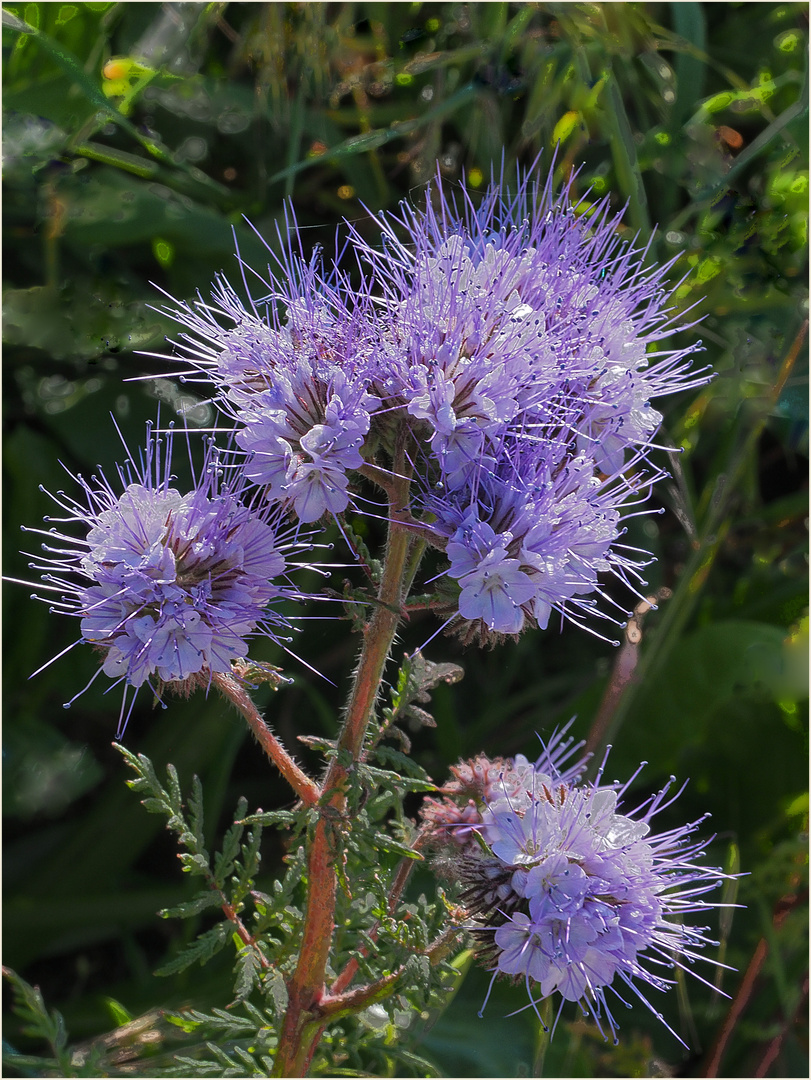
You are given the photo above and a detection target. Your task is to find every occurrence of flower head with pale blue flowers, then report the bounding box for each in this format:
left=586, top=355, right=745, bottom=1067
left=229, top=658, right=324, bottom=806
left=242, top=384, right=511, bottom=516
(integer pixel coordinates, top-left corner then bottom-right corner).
left=441, top=740, right=729, bottom=1045
left=154, top=252, right=381, bottom=524
left=24, top=421, right=308, bottom=735
left=155, top=156, right=710, bottom=643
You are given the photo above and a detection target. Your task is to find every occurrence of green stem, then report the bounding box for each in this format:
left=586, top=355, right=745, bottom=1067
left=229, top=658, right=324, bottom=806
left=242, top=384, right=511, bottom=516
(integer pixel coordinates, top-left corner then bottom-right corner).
left=271, top=464, right=414, bottom=1077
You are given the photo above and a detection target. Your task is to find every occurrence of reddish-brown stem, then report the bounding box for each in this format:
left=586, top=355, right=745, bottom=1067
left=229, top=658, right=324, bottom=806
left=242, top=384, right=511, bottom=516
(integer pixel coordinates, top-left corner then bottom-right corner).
left=212, top=672, right=320, bottom=807
left=330, top=833, right=429, bottom=998
left=219, top=895, right=271, bottom=969
left=754, top=971, right=808, bottom=1077
left=202, top=917, right=458, bottom=1080
left=584, top=591, right=668, bottom=758
left=701, top=889, right=805, bottom=1077
left=320, top=922, right=460, bottom=1020
left=271, top=467, right=414, bottom=1077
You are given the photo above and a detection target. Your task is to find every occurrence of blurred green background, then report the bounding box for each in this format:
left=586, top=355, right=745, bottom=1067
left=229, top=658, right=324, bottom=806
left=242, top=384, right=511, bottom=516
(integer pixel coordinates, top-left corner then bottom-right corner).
left=3, top=2, right=808, bottom=1077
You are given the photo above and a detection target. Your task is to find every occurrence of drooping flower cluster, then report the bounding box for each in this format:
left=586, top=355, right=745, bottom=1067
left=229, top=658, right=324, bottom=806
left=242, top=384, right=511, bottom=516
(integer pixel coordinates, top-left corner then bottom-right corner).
left=154, top=157, right=709, bottom=640
left=24, top=422, right=306, bottom=734
left=428, top=740, right=728, bottom=1044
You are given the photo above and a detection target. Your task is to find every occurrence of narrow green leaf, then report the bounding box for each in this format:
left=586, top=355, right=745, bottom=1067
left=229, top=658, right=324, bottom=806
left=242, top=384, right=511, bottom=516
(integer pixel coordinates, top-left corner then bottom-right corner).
left=671, top=1, right=707, bottom=123
left=604, top=69, right=650, bottom=235
left=693, top=65, right=809, bottom=202
left=370, top=830, right=424, bottom=861
left=269, top=83, right=478, bottom=183
left=2, top=14, right=165, bottom=155
left=73, top=141, right=158, bottom=178
left=238, top=809, right=297, bottom=827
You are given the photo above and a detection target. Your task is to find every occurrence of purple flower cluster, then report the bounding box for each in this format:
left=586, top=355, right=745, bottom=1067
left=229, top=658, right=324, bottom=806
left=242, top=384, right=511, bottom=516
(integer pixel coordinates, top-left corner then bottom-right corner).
left=426, top=444, right=660, bottom=637
left=350, top=166, right=706, bottom=637
left=155, top=258, right=380, bottom=525
left=24, top=422, right=304, bottom=734
left=421, top=722, right=589, bottom=847
left=446, top=742, right=727, bottom=1044
left=156, top=158, right=707, bottom=641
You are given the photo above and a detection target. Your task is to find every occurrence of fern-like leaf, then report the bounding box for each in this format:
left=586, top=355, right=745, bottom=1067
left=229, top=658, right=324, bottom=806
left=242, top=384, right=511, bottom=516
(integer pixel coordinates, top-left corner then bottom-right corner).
left=155, top=923, right=230, bottom=977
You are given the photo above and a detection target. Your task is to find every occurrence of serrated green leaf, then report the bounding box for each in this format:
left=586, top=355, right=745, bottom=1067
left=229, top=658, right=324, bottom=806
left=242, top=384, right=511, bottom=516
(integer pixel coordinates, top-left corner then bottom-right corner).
left=233, top=946, right=265, bottom=1002
left=214, top=810, right=246, bottom=884
left=113, top=743, right=141, bottom=773
left=232, top=829, right=263, bottom=905
left=154, top=922, right=230, bottom=976
left=179, top=852, right=211, bottom=875
left=370, top=746, right=434, bottom=782
left=361, top=763, right=436, bottom=794
left=184, top=1005, right=257, bottom=1033
left=160, top=891, right=222, bottom=919
left=124, top=776, right=150, bottom=793
left=2, top=967, right=72, bottom=1072
left=165, top=762, right=183, bottom=812
left=134, top=753, right=163, bottom=795
left=187, top=775, right=206, bottom=844
left=263, top=970, right=289, bottom=1017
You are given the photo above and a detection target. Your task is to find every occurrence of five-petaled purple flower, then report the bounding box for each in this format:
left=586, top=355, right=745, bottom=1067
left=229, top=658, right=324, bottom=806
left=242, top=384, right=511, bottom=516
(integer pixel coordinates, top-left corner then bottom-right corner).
left=24, top=420, right=306, bottom=735
left=347, top=161, right=708, bottom=639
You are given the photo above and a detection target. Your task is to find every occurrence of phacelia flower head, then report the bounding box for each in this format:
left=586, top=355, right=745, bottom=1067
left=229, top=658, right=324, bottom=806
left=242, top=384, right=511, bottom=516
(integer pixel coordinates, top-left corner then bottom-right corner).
left=344, top=156, right=709, bottom=641
left=421, top=722, right=589, bottom=848
left=423, top=439, right=664, bottom=641
left=353, top=158, right=708, bottom=473
left=435, top=739, right=730, bottom=1045
left=151, top=235, right=381, bottom=524
left=23, top=419, right=307, bottom=735
left=151, top=156, right=710, bottom=645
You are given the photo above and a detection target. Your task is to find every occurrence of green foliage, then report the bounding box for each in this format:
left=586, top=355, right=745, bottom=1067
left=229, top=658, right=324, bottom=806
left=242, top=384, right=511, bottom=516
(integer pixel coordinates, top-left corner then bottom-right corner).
left=3, top=967, right=78, bottom=1077
left=114, top=745, right=299, bottom=997
left=69, top=708, right=457, bottom=1075
left=4, top=2, right=808, bottom=1078
left=374, top=651, right=465, bottom=752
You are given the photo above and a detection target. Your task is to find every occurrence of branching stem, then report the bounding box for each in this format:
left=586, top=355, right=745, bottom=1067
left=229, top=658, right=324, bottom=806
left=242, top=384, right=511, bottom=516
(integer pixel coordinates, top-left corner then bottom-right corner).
left=271, top=449, right=415, bottom=1077
left=212, top=672, right=320, bottom=807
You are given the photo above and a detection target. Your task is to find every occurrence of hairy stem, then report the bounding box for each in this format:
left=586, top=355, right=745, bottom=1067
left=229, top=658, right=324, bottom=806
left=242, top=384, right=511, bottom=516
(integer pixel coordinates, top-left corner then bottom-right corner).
left=319, top=922, right=459, bottom=1020
left=212, top=672, right=320, bottom=807
left=272, top=464, right=414, bottom=1077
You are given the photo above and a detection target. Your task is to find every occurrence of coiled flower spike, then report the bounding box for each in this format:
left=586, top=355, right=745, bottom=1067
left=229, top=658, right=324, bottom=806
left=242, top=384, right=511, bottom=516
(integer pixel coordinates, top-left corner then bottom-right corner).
left=431, top=739, right=734, bottom=1046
